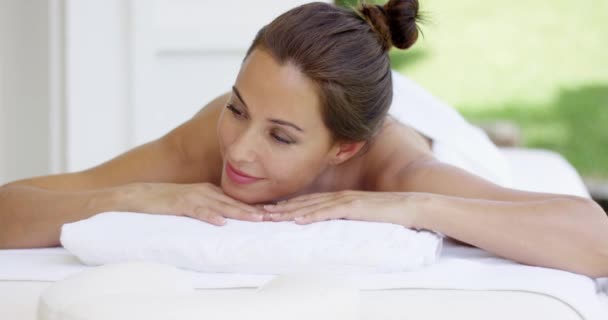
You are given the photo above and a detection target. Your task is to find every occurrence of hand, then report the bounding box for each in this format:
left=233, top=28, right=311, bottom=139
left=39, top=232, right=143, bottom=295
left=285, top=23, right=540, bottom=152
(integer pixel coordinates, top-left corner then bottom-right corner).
left=123, top=182, right=264, bottom=226
left=262, top=190, right=418, bottom=227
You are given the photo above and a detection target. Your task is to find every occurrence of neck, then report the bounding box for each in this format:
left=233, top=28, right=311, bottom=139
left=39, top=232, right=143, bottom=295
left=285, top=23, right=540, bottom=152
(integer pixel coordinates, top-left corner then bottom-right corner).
left=272, top=165, right=337, bottom=203
left=306, top=164, right=338, bottom=193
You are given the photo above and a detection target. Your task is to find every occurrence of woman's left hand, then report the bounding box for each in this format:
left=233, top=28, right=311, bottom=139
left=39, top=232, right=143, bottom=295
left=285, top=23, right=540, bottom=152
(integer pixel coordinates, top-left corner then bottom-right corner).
left=262, top=190, right=419, bottom=228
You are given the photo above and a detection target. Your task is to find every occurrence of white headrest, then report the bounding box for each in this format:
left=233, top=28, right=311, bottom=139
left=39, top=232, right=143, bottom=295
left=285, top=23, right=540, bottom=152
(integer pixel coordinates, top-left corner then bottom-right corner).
left=38, top=263, right=359, bottom=320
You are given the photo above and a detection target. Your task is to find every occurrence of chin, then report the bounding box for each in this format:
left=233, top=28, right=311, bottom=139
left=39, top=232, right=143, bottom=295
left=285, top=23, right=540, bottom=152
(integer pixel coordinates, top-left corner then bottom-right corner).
left=220, top=179, right=275, bottom=205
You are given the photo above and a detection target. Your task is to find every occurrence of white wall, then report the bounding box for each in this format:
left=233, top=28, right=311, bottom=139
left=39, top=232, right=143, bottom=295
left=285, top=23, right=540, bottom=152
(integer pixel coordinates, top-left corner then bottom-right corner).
left=65, top=0, right=131, bottom=172
left=67, top=0, right=327, bottom=172
left=0, top=0, right=329, bottom=183
left=0, top=0, right=55, bottom=184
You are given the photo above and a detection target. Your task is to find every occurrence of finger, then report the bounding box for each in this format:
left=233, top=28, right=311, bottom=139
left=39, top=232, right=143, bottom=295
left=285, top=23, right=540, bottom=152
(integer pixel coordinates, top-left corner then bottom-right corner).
left=280, top=192, right=336, bottom=204
left=270, top=200, right=341, bottom=222
left=211, top=192, right=261, bottom=214
left=292, top=196, right=365, bottom=224
left=267, top=199, right=331, bottom=219
left=283, top=192, right=333, bottom=203
left=263, top=193, right=329, bottom=212
left=294, top=205, right=346, bottom=225
left=255, top=205, right=274, bottom=222
left=268, top=191, right=359, bottom=212
left=211, top=201, right=264, bottom=222
left=197, top=183, right=258, bottom=214
left=264, top=194, right=335, bottom=213
left=188, top=206, right=226, bottom=226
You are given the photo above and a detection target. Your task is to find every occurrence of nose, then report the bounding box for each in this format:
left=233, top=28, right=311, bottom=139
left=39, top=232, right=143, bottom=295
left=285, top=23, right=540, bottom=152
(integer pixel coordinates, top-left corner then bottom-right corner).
left=228, top=127, right=259, bottom=164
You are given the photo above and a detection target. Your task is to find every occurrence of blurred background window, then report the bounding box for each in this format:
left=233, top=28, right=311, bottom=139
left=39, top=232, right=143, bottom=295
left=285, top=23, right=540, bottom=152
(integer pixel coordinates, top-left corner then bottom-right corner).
left=337, top=0, right=607, bottom=183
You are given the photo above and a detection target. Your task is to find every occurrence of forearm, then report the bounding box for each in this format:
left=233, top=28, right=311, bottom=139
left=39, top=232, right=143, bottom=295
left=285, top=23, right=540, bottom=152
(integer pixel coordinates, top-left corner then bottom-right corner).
left=412, top=193, right=608, bottom=277
left=0, top=184, right=129, bottom=249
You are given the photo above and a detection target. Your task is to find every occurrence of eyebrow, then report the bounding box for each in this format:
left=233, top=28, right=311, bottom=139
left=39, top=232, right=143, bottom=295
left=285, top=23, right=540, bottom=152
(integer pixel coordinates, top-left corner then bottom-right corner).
left=231, top=85, right=304, bottom=132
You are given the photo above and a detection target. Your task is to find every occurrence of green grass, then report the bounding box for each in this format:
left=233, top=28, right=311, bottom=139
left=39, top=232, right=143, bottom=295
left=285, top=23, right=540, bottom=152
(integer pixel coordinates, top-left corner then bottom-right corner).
left=338, top=0, right=608, bottom=178
left=462, top=86, right=608, bottom=179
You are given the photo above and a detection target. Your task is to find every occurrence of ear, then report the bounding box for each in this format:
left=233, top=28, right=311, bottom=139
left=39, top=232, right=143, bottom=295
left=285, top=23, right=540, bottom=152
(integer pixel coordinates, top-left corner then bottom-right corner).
left=329, top=141, right=367, bottom=165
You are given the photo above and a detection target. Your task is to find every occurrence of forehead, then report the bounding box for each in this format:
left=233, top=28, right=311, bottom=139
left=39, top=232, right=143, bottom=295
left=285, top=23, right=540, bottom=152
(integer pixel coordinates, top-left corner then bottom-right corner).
left=234, top=49, right=324, bottom=130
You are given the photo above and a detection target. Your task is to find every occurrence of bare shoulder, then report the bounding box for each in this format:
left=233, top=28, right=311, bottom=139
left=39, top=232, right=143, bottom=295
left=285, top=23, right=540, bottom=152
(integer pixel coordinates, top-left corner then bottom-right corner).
left=363, top=118, right=575, bottom=202
left=361, top=116, right=435, bottom=190
left=171, top=92, right=230, bottom=184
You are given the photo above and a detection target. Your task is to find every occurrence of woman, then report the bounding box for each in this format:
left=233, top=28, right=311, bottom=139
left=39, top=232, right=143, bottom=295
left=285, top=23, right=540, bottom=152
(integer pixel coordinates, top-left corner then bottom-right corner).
left=1, top=0, right=607, bottom=277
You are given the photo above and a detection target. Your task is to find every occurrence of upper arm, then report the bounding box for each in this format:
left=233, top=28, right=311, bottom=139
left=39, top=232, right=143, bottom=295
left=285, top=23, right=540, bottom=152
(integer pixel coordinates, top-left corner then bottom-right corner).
left=378, top=157, right=583, bottom=202
left=3, top=92, right=231, bottom=191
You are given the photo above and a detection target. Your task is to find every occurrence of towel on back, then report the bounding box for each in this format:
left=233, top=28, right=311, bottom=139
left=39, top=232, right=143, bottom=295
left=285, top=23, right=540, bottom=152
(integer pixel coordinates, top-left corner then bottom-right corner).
left=389, top=71, right=513, bottom=188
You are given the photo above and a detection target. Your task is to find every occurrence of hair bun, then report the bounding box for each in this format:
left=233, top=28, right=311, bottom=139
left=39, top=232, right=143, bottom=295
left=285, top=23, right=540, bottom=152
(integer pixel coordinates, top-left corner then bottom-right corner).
left=359, top=0, right=420, bottom=51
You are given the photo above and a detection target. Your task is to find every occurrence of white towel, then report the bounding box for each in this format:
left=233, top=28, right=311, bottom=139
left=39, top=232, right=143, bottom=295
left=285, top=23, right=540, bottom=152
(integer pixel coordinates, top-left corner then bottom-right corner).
left=388, top=71, right=513, bottom=188
left=60, top=212, right=442, bottom=275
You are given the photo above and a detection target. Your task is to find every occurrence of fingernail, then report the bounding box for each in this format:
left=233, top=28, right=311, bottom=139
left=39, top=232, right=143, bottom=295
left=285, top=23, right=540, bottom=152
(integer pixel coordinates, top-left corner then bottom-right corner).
left=252, top=214, right=263, bottom=220
left=263, top=205, right=275, bottom=211
left=294, top=216, right=305, bottom=222
left=217, top=217, right=226, bottom=225
left=270, top=213, right=280, bottom=220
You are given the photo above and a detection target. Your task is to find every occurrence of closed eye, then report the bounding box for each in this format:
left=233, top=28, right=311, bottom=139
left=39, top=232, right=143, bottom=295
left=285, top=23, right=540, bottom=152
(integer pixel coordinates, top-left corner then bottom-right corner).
left=226, top=104, right=245, bottom=118
left=271, top=133, right=293, bottom=145
left=227, top=103, right=294, bottom=145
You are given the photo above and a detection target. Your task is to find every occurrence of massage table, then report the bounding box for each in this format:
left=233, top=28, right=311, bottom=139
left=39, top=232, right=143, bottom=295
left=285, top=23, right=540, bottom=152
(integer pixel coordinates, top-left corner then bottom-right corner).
left=1, top=147, right=607, bottom=319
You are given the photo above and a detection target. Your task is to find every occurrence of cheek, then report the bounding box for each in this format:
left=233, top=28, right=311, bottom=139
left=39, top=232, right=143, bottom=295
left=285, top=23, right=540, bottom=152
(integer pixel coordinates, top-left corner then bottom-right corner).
left=262, top=149, right=326, bottom=186
left=217, top=114, right=237, bottom=156
left=265, top=159, right=296, bottom=182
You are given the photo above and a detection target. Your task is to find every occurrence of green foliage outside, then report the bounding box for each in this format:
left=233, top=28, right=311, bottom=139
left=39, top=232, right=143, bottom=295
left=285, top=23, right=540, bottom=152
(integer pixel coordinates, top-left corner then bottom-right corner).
left=337, top=0, right=608, bottom=179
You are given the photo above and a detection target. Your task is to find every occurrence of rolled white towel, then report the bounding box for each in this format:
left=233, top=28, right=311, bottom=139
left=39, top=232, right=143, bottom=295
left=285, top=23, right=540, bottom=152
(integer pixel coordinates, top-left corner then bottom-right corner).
left=60, top=212, right=442, bottom=274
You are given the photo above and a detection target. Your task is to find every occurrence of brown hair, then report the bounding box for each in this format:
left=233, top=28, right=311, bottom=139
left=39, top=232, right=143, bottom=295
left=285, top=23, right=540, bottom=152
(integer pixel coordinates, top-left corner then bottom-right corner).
left=244, top=0, right=421, bottom=142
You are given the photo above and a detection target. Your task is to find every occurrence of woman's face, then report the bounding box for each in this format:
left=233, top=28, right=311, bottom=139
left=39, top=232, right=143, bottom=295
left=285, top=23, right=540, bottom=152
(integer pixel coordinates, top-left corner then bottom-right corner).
left=217, top=49, right=336, bottom=204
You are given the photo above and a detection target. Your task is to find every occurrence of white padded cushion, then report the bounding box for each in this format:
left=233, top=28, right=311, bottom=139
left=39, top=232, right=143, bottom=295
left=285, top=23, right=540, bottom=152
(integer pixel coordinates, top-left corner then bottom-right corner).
left=38, top=263, right=359, bottom=320
left=38, top=263, right=194, bottom=320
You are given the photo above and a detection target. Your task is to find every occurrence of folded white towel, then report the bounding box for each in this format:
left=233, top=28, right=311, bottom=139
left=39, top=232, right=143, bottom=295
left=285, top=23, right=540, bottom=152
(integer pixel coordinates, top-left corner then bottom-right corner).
left=60, top=212, right=443, bottom=275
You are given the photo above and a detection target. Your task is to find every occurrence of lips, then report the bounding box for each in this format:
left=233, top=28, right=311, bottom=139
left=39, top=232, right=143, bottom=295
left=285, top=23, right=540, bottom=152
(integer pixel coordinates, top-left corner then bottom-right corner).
left=225, top=162, right=261, bottom=185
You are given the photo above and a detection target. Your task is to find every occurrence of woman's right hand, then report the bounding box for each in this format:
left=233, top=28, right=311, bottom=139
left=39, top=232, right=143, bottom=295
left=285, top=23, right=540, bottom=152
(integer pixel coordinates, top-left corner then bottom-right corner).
left=122, top=182, right=264, bottom=226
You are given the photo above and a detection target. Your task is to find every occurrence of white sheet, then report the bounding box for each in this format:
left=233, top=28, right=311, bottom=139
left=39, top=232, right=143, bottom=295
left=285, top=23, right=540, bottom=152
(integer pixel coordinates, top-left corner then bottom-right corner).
left=1, top=239, right=606, bottom=320
left=500, top=147, right=590, bottom=198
